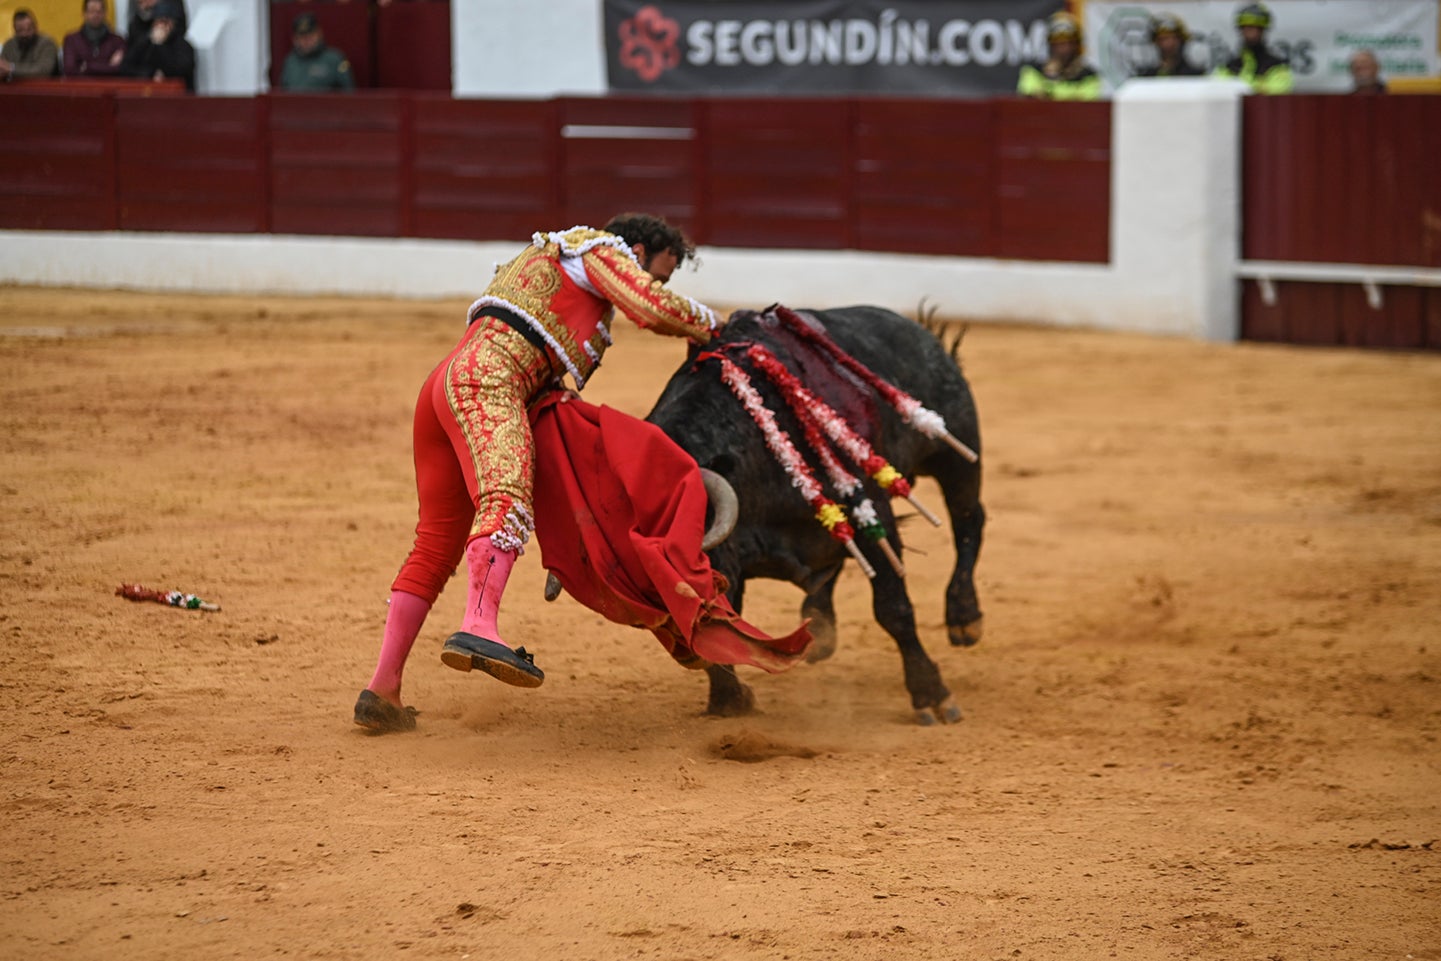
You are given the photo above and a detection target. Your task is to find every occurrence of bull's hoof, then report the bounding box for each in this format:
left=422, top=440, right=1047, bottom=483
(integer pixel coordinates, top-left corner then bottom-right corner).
left=705, top=684, right=756, bottom=717
left=802, top=611, right=838, bottom=663
left=948, top=616, right=984, bottom=647
left=704, top=665, right=757, bottom=717
left=914, top=696, right=963, bottom=726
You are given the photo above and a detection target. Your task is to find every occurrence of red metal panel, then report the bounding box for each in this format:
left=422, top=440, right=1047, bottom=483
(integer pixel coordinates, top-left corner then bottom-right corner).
left=1240, top=96, right=1441, bottom=350
left=1243, top=281, right=1432, bottom=351
left=992, top=99, right=1109, bottom=263
left=1377, top=94, right=1441, bottom=269
left=409, top=95, right=558, bottom=241
left=375, top=1, right=451, bottom=91
left=269, top=1, right=373, bottom=89
left=556, top=97, right=700, bottom=238
left=852, top=98, right=994, bottom=257
left=0, top=77, right=185, bottom=96
left=1283, top=281, right=1342, bottom=346
left=268, top=93, right=406, bottom=236
left=1425, top=289, right=1441, bottom=349
left=1288, top=98, right=1326, bottom=263
left=0, top=92, right=116, bottom=230
left=1360, top=286, right=1426, bottom=350
left=115, top=97, right=265, bottom=232
left=1239, top=280, right=1285, bottom=343
left=701, top=98, right=851, bottom=250
left=1426, top=99, right=1441, bottom=269
left=1243, top=95, right=1440, bottom=269
left=1240, top=96, right=1278, bottom=261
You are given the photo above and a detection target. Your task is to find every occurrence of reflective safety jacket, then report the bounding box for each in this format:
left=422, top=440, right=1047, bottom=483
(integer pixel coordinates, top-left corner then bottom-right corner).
left=1017, top=62, right=1103, bottom=101
left=1214, top=47, right=1294, bottom=94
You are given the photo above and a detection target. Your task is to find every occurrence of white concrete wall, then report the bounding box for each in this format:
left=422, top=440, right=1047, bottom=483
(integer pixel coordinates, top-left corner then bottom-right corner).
left=0, top=82, right=1252, bottom=340
left=1110, top=77, right=1251, bottom=340
left=453, top=0, right=606, bottom=98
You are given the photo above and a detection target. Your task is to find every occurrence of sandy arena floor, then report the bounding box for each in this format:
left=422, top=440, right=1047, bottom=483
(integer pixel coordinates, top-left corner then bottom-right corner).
left=1, top=285, right=1438, bottom=961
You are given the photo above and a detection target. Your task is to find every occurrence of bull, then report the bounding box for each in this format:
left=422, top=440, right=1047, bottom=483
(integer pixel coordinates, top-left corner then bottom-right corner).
left=644, top=305, right=985, bottom=725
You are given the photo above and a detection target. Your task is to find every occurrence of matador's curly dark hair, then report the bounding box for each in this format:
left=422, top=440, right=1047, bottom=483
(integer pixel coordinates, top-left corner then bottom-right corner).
left=603, top=212, right=697, bottom=266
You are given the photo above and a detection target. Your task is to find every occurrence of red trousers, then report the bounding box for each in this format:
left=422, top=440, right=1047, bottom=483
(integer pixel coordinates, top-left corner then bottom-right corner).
left=390, top=318, right=553, bottom=604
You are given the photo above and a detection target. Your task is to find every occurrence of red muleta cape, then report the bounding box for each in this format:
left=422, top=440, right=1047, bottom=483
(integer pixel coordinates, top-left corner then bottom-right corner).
left=529, top=392, right=812, bottom=672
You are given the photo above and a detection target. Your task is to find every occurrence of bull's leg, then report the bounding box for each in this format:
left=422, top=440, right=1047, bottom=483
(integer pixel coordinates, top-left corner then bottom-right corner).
left=702, top=561, right=757, bottom=716
left=927, top=454, right=985, bottom=647
left=862, top=519, right=961, bottom=726
left=704, top=664, right=756, bottom=716
left=799, top=562, right=843, bottom=663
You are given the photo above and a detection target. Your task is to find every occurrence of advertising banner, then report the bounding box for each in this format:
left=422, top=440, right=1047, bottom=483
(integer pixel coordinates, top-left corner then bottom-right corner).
left=603, top=0, right=1065, bottom=95
left=1083, top=1, right=1440, bottom=93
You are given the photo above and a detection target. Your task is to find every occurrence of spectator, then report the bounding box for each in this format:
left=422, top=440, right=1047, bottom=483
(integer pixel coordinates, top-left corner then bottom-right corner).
left=1349, top=49, right=1387, bottom=95
left=0, top=9, right=61, bottom=81
left=1214, top=3, right=1293, bottom=94
left=280, top=12, right=354, bottom=92
left=1136, top=13, right=1203, bottom=78
left=63, top=0, right=126, bottom=76
left=122, top=0, right=194, bottom=90
left=127, top=0, right=187, bottom=42
left=1017, top=12, right=1101, bottom=101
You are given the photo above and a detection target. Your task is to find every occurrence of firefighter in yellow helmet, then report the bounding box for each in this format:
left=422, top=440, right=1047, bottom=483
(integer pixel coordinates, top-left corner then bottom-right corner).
left=1213, top=3, right=1294, bottom=94
left=1017, top=12, right=1101, bottom=101
left=1137, top=13, right=1204, bottom=77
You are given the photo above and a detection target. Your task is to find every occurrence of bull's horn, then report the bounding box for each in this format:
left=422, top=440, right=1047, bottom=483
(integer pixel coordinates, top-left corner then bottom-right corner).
left=700, top=468, right=738, bottom=550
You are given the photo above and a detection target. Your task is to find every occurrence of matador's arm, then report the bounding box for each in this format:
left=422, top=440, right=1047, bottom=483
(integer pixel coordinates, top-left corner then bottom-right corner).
left=581, top=244, right=720, bottom=344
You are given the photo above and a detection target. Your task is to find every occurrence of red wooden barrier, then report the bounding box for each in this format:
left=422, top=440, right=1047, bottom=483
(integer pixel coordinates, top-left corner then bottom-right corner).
left=1, top=90, right=1115, bottom=265
left=0, top=77, right=185, bottom=96
left=0, top=92, right=117, bottom=230
left=1243, top=281, right=1441, bottom=350
left=410, top=95, right=558, bottom=241
left=375, top=1, right=452, bottom=91
left=702, top=98, right=853, bottom=250
left=1244, top=95, right=1441, bottom=267
left=269, top=93, right=409, bottom=236
left=853, top=98, right=995, bottom=257
left=557, top=96, right=701, bottom=239
left=993, top=99, right=1110, bottom=264
left=116, top=97, right=268, bottom=233
left=1241, top=95, right=1441, bottom=349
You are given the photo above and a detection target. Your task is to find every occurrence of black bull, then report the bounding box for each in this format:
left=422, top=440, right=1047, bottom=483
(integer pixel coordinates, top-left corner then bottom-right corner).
left=645, top=305, right=985, bottom=725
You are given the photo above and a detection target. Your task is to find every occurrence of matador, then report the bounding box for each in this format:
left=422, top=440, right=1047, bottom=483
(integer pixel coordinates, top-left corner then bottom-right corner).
left=355, top=213, right=720, bottom=732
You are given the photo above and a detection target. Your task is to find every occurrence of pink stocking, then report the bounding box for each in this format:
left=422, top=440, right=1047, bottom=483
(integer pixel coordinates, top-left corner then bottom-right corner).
left=366, top=590, right=432, bottom=706
left=460, top=535, right=517, bottom=646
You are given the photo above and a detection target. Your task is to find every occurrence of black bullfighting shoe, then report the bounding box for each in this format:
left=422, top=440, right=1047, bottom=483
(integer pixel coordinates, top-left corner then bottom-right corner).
left=353, top=689, right=418, bottom=733
left=440, top=632, right=545, bottom=688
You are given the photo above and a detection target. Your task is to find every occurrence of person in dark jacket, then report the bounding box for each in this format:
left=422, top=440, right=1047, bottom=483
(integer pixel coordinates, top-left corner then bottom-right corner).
left=1136, top=13, right=1204, bottom=78
left=127, top=0, right=187, bottom=41
left=62, top=0, right=126, bottom=76
left=122, top=0, right=194, bottom=90
left=279, top=12, right=354, bottom=92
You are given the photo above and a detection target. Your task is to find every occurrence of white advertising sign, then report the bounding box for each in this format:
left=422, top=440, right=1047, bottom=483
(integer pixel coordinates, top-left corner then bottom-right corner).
left=1083, top=1, right=1439, bottom=92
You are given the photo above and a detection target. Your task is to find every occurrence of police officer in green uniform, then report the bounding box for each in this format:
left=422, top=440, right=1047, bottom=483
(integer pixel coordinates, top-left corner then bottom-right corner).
left=280, top=12, right=354, bottom=92
left=1017, top=12, right=1102, bottom=101
left=1213, top=3, right=1293, bottom=94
